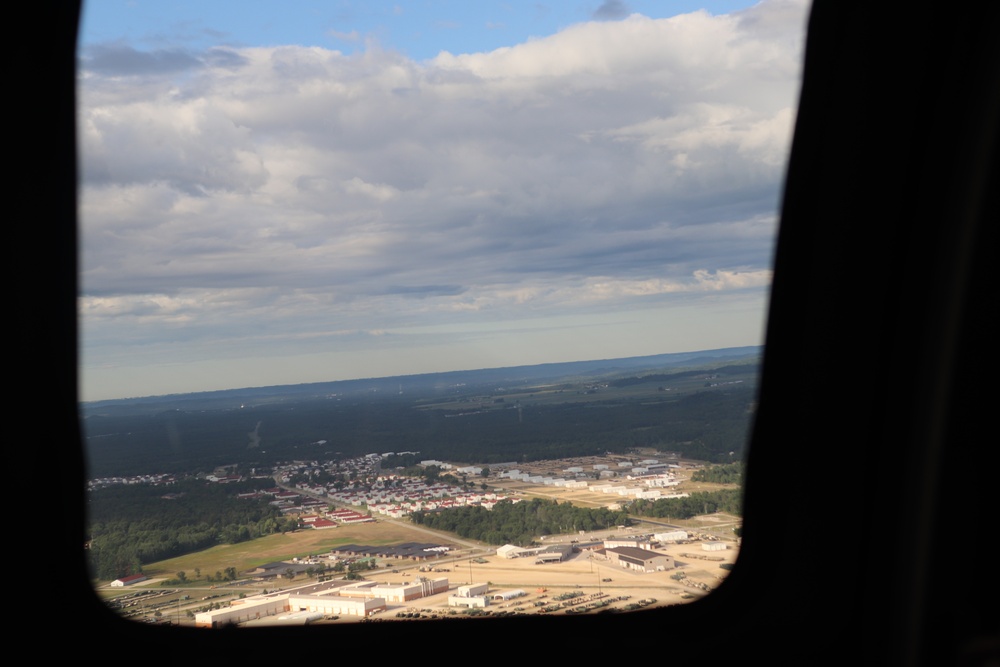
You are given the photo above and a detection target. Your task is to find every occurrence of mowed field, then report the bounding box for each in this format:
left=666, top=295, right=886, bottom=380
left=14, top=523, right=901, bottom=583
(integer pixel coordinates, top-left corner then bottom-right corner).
left=106, top=519, right=458, bottom=586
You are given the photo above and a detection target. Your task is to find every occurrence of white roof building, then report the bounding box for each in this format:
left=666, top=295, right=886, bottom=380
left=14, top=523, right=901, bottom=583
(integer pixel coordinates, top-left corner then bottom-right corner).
left=497, top=544, right=526, bottom=559
left=111, top=573, right=147, bottom=587
left=655, top=530, right=689, bottom=542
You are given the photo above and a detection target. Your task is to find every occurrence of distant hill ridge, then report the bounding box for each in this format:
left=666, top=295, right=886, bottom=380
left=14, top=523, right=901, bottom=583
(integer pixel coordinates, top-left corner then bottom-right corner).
left=82, top=346, right=762, bottom=477
left=83, top=346, right=762, bottom=412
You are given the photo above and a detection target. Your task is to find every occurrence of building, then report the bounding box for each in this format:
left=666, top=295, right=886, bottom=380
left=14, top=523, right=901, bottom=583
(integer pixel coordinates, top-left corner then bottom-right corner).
left=604, top=537, right=654, bottom=550
left=455, top=583, right=489, bottom=597
left=111, top=573, right=148, bottom=587
left=370, top=577, right=449, bottom=602
left=654, top=530, right=688, bottom=543
left=449, top=594, right=488, bottom=608
left=195, top=589, right=387, bottom=627
left=605, top=546, right=675, bottom=573
left=246, top=561, right=317, bottom=580
left=492, top=589, right=526, bottom=601
left=497, top=544, right=526, bottom=559
left=450, top=582, right=490, bottom=608
left=534, top=551, right=564, bottom=564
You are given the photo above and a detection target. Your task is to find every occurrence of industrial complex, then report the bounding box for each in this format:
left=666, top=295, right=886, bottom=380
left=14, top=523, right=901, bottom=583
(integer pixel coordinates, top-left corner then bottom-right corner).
left=195, top=576, right=450, bottom=627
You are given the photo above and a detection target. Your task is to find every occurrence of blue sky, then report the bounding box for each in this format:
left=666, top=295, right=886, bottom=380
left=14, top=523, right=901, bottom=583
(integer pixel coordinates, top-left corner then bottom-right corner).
left=81, top=1, right=759, bottom=61
left=77, top=0, right=810, bottom=401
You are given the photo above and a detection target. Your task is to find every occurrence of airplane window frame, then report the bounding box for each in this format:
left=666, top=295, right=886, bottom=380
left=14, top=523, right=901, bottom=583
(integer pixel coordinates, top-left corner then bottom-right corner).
left=43, top=1, right=999, bottom=663
left=72, top=0, right=796, bottom=628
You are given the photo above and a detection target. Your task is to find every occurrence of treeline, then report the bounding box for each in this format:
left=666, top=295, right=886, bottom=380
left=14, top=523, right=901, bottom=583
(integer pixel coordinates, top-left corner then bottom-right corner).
left=629, top=489, right=743, bottom=520
left=691, top=461, right=744, bottom=484
left=411, top=498, right=631, bottom=546
left=83, top=407, right=272, bottom=478
left=85, top=385, right=757, bottom=478
left=609, top=363, right=759, bottom=388
left=87, top=477, right=295, bottom=580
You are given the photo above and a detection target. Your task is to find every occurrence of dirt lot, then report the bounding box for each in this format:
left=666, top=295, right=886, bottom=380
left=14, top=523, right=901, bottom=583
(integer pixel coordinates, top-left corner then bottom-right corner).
left=307, top=518, right=738, bottom=622
left=376, top=534, right=738, bottom=616
left=293, top=531, right=740, bottom=624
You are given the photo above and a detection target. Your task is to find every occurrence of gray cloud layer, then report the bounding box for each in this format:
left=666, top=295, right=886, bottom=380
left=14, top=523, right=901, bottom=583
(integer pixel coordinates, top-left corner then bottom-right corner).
left=78, top=0, right=808, bottom=399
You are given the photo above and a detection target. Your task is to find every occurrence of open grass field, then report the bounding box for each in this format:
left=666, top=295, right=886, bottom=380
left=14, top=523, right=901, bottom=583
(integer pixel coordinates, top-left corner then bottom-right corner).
left=124, top=520, right=467, bottom=585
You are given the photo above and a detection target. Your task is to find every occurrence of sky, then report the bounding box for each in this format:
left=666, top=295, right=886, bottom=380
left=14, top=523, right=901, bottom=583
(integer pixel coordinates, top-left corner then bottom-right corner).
left=77, top=0, right=811, bottom=402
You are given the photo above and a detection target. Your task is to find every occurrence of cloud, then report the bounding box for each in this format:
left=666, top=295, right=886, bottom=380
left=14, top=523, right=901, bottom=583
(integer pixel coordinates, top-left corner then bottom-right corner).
left=78, top=0, right=808, bottom=397
left=329, top=29, right=362, bottom=43
left=593, top=1, right=631, bottom=21
left=82, top=44, right=202, bottom=75
left=341, top=177, right=400, bottom=201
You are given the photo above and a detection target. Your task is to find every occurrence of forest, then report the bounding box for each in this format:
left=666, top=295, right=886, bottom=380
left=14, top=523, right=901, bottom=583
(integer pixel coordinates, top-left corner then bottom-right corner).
left=86, top=477, right=297, bottom=580
left=83, top=356, right=757, bottom=579
left=690, top=461, right=743, bottom=485
left=411, top=498, right=631, bottom=546
left=628, top=489, right=743, bottom=520
left=82, top=359, right=759, bottom=479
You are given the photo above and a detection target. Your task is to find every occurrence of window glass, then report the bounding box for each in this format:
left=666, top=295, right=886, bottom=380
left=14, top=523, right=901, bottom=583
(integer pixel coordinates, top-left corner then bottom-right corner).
left=79, top=0, right=809, bottom=625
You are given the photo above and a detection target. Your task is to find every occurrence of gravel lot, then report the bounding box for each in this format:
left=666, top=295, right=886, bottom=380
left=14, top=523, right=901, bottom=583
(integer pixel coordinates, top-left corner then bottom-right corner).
left=320, top=527, right=740, bottom=622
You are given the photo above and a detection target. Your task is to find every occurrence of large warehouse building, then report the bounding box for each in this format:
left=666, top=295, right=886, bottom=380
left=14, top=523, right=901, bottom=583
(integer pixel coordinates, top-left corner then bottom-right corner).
left=604, top=546, right=675, bottom=573
left=195, top=590, right=385, bottom=627
left=195, top=576, right=449, bottom=627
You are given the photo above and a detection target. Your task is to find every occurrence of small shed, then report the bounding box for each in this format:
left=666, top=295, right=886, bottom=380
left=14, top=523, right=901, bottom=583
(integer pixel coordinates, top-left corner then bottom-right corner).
left=111, top=573, right=148, bottom=587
